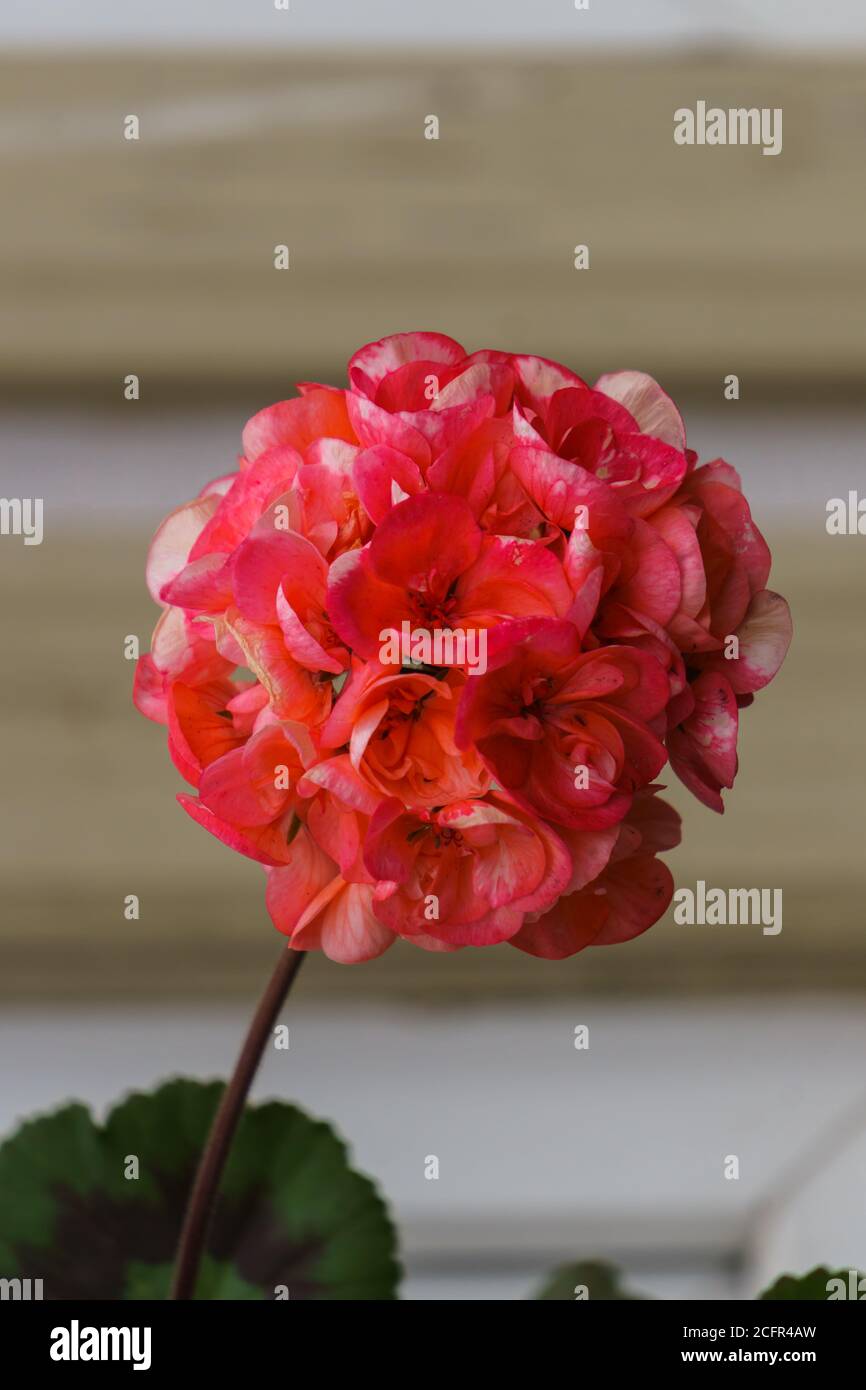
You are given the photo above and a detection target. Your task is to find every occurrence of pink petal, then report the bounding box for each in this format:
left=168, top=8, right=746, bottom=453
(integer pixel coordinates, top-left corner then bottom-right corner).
left=275, top=585, right=345, bottom=675
left=557, top=823, right=620, bottom=893
left=353, top=446, right=425, bottom=524
left=177, top=793, right=293, bottom=865
left=346, top=393, right=430, bottom=467
left=233, top=526, right=326, bottom=624
left=693, top=479, right=772, bottom=595
left=509, top=354, right=588, bottom=413
left=348, top=331, right=466, bottom=397
left=266, top=827, right=341, bottom=933
left=590, top=854, right=675, bottom=945
left=699, top=590, right=793, bottom=694
left=509, top=444, right=631, bottom=539
left=408, top=394, right=496, bottom=456
left=299, top=753, right=384, bottom=818
left=167, top=680, right=245, bottom=785
left=668, top=671, right=739, bottom=811
left=458, top=535, right=573, bottom=624
left=136, top=607, right=234, bottom=725
left=132, top=655, right=170, bottom=725
left=594, top=370, right=686, bottom=451
left=648, top=503, right=706, bottom=618
left=326, top=548, right=412, bottom=660
left=224, top=610, right=330, bottom=724
left=241, top=389, right=356, bottom=462
left=189, top=446, right=302, bottom=560
left=161, top=552, right=234, bottom=611
left=296, top=879, right=396, bottom=964
left=146, top=494, right=219, bottom=604
left=434, top=362, right=514, bottom=414
left=509, top=893, right=610, bottom=959
left=609, top=434, right=688, bottom=518
left=563, top=529, right=606, bottom=641
left=609, top=518, right=682, bottom=627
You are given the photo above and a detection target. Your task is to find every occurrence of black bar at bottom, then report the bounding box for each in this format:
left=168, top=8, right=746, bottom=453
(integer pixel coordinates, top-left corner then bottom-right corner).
left=1, top=1297, right=861, bottom=1374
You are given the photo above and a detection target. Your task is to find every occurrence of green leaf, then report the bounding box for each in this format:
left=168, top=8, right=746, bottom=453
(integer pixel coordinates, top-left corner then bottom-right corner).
left=759, top=1266, right=866, bottom=1301
left=533, top=1259, right=647, bottom=1300
left=124, top=1256, right=263, bottom=1301
left=0, top=1077, right=401, bottom=1301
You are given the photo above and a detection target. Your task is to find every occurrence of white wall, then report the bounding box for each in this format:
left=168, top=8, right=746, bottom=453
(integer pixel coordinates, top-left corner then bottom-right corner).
left=2, top=0, right=865, bottom=51
left=4, top=999, right=865, bottom=1299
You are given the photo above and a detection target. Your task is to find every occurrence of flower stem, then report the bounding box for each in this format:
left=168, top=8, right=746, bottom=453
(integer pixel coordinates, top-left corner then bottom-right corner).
left=170, top=945, right=306, bottom=1300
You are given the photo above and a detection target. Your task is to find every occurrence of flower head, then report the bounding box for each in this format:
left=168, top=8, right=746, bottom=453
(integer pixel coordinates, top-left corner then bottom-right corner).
left=135, top=332, right=790, bottom=961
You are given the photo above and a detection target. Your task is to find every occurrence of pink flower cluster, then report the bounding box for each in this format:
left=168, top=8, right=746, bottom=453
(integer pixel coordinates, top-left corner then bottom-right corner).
left=135, top=333, right=791, bottom=963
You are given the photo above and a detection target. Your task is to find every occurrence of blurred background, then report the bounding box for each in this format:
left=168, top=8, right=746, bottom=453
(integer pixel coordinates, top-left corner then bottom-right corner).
left=1, top=1, right=865, bottom=1298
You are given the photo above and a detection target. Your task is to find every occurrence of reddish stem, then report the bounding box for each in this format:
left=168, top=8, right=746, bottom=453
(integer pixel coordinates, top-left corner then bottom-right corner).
left=170, top=946, right=306, bottom=1299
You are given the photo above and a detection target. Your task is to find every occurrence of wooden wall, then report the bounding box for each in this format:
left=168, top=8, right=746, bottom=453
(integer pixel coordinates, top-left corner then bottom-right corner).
left=2, top=51, right=865, bottom=391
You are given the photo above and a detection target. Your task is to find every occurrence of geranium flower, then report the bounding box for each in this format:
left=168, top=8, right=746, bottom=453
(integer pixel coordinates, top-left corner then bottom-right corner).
left=651, top=460, right=792, bottom=809
left=510, top=789, right=681, bottom=958
left=174, top=692, right=317, bottom=866
left=343, top=331, right=514, bottom=466
left=265, top=757, right=395, bottom=963
left=364, top=793, right=572, bottom=948
left=135, top=332, right=791, bottom=963
left=328, top=491, right=572, bottom=663
left=456, top=617, right=670, bottom=829
left=509, top=367, right=688, bottom=523
left=320, top=661, right=489, bottom=808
